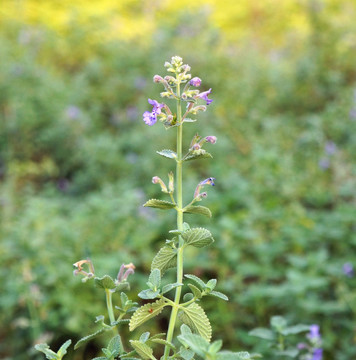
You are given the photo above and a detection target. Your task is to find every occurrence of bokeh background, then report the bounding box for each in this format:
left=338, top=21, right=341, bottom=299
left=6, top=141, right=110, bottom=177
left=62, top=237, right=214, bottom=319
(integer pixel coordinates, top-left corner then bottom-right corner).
left=1, top=0, right=356, bottom=359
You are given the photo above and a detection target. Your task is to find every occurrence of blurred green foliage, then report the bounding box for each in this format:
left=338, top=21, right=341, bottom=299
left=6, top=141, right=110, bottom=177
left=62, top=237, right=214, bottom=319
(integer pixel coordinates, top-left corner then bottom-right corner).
left=1, top=1, right=356, bottom=360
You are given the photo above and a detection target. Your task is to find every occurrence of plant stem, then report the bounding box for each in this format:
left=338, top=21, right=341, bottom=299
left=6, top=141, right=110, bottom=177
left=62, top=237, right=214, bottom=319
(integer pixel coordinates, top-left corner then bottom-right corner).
left=163, top=82, right=184, bottom=359
left=105, top=289, right=116, bottom=325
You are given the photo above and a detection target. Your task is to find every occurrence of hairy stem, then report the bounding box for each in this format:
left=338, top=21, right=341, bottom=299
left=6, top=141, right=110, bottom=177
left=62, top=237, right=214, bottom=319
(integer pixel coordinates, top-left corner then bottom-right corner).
left=164, top=82, right=184, bottom=359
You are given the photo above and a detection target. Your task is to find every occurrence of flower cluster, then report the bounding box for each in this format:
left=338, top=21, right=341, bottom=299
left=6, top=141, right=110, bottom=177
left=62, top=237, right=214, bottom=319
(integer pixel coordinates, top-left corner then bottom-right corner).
left=142, top=56, right=213, bottom=128
left=298, top=324, right=323, bottom=360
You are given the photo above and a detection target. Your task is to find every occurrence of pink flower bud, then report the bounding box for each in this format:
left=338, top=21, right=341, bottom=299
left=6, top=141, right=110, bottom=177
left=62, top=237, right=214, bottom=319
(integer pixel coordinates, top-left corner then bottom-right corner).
left=153, top=75, right=164, bottom=83
left=190, top=77, right=202, bottom=87
left=206, top=136, right=217, bottom=144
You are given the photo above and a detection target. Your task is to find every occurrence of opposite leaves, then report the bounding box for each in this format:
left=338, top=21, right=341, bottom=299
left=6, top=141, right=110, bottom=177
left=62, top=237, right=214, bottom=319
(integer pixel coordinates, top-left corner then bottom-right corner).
left=182, top=228, right=214, bottom=248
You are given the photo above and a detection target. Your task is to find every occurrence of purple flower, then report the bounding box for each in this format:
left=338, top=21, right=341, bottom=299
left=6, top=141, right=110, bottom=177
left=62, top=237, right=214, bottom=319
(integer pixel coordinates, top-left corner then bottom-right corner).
left=190, top=77, right=202, bottom=87
left=205, top=136, right=217, bottom=144
left=309, top=325, right=321, bottom=341
left=324, top=141, right=336, bottom=155
left=196, top=88, right=213, bottom=105
left=311, top=348, right=323, bottom=360
left=200, top=177, right=215, bottom=186
left=318, top=158, right=330, bottom=170
left=143, top=99, right=164, bottom=126
left=343, top=262, right=354, bottom=277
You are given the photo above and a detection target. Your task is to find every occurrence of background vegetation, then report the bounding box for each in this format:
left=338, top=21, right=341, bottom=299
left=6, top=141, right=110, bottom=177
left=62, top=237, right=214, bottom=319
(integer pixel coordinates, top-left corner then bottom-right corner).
left=1, top=1, right=356, bottom=359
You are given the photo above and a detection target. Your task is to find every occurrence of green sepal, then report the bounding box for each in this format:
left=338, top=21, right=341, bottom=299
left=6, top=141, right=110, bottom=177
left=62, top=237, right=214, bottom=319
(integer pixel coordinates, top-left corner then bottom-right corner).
left=151, top=246, right=177, bottom=274
left=182, top=228, right=214, bottom=248
left=208, top=291, right=229, bottom=301
left=129, top=341, right=156, bottom=360
left=178, top=303, right=212, bottom=341
left=183, top=205, right=212, bottom=218
left=138, top=289, right=160, bottom=300
left=187, top=284, right=202, bottom=299
left=144, top=199, right=176, bottom=210
left=129, top=299, right=167, bottom=331
left=157, top=150, right=177, bottom=159
left=183, top=149, right=213, bottom=162
left=94, top=275, right=116, bottom=290
left=184, top=274, right=206, bottom=290
left=74, top=328, right=106, bottom=350
left=162, top=282, right=183, bottom=295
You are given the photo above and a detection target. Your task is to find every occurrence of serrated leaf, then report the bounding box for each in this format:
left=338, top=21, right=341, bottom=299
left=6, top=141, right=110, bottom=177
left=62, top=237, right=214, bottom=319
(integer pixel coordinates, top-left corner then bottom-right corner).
left=130, top=341, right=156, bottom=360
left=74, top=328, right=106, bottom=350
left=111, top=319, right=130, bottom=326
left=150, top=339, right=176, bottom=350
left=102, top=348, right=112, bottom=358
left=129, top=299, right=167, bottom=331
left=162, top=282, right=183, bottom=294
left=34, top=344, right=58, bottom=360
left=180, top=324, right=193, bottom=335
left=182, top=228, right=214, bottom=248
left=184, top=274, right=206, bottom=290
left=149, top=269, right=161, bottom=289
left=157, top=149, right=177, bottom=159
left=92, top=357, right=107, bottom=360
left=183, top=205, right=212, bottom=218
left=138, top=289, right=160, bottom=300
left=177, top=333, right=209, bottom=358
left=57, top=340, right=71, bottom=358
left=179, top=303, right=212, bottom=341
left=248, top=328, right=275, bottom=341
left=183, top=149, right=213, bottom=162
left=140, top=332, right=150, bottom=343
left=144, top=199, right=176, bottom=210
left=94, top=275, right=116, bottom=290
left=217, top=351, right=252, bottom=360
left=209, top=291, right=229, bottom=301
left=107, top=335, right=121, bottom=356
left=188, top=284, right=202, bottom=299
left=151, top=246, right=177, bottom=273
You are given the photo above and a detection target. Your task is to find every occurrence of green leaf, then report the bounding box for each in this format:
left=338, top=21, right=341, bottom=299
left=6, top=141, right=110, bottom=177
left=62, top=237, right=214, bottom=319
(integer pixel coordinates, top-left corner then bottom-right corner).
left=156, top=149, right=177, bottom=159
left=129, top=299, right=167, bottom=331
left=140, top=332, right=150, bottom=343
left=92, top=357, right=107, bottom=360
left=275, top=348, right=299, bottom=357
left=177, top=333, right=209, bottom=358
left=138, top=289, right=160, bottom=300
left=183, top=118, right=197, bottom=123
left=281, top=324, right=310, bottom=336
left=270, top=316, right=287, bottom=332
left=182, top=228, right=214, bottom=248
left=107, top=335, right=121, bottom=356
left=74, top=328, right=106, bottom=350
left=151, top=246, right=177, bottom=273
left=34, top=344, right=58, bottom=360
left=121, top=292, right=129, bottom=305
left=184, top=274, right=206, bottom=290
left=180, top=324, right=193, bottom=335
left=183, top=205, right=212, bottom=218
left=57, top=340, right=72, bottom=358
left=111, top=319, right=130, bottom=326
left=208, top=291, right=229, bottom=301
left=162, top=282, right=183, bottom=294
left=248, top=328, right=275, bottom=341
left=209, top=340, right=223, bottom=354
left=187, top=284, right=202, bottom=299
left=183, top=149, right=213, bottom=162
left=102, top=348, right=112, bottom=358
left=179, top=303, right=212, bottom=341
left=206, top=279, right=217, bottom=291
left=143, top=199, right=176, bottom=210
left=149, top=269, right=161, bottom=289
left=179, top=347, right=195, bottom=360
left=94, top=275, right=116, bottom=290
left=130, top=341, right=156, bottom=360
left=150, top=339, right=176, bottom=350
left=217, top=351, right=253, bottom=360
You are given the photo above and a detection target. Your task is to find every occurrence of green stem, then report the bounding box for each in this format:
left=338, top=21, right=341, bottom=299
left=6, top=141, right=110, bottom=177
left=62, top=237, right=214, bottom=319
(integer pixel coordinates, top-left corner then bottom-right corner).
left=164, top=82, right=184, bottom=359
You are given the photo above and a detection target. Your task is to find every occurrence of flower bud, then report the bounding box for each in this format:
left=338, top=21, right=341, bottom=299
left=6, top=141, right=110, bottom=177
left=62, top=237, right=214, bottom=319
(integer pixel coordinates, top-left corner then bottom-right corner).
left=190, top=105, right=207, bottom=115
left=153, top=75, right=164, bottom=83
left=206, top=136, right=217, bottom=144
left=152, top=176, right=168, bottom=193
left=190, top=133, right=201, bottom=148
left=190, top=77, right=202, bottom=87
left=168, top=171, right=174, bottom=193
left=192, top=143, right=201, bottom=150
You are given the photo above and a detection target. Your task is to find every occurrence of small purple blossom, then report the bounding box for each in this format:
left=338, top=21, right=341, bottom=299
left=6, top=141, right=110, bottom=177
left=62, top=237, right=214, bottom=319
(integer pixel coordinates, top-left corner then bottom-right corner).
left=343, top=262, right=354, bottom=277
left=311, top=348, right=323, bottom=360
left=197, top=88, right=213, bottom=105
left=190, top=77, right=202, bottom=87
left=117, top=263, right=135, bottom=283
left=318, top=158, right=330, bottom=170
left=143, top=99, right=164, bottom=126
left=324, top=141, right=336, bottom=155
left=309, top=325, right=321, bottom=341
left=200, top=177, right=215, bottom=186
left=205, top=136, right=217, bottom=144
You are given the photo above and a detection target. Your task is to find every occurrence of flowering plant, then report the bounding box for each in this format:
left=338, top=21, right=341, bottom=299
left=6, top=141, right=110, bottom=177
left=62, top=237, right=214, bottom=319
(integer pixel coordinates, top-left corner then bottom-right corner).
left=34, top=56, right=254, bottom=360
